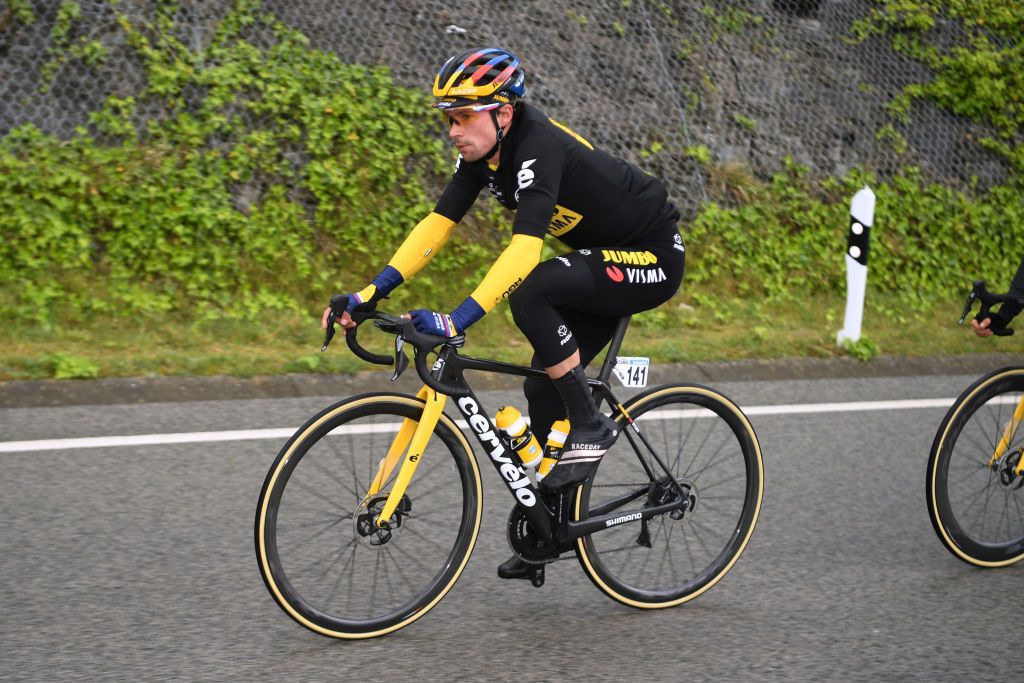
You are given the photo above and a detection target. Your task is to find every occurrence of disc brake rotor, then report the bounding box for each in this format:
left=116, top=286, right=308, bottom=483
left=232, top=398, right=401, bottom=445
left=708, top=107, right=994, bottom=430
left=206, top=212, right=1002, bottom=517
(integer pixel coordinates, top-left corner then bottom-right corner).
left=354, top=494, right=411, bottom=549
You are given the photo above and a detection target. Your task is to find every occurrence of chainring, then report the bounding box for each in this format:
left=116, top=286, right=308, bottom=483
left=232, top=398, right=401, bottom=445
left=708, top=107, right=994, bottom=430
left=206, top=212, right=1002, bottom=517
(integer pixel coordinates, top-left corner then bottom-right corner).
left=506, top=504, right=564, bottom=565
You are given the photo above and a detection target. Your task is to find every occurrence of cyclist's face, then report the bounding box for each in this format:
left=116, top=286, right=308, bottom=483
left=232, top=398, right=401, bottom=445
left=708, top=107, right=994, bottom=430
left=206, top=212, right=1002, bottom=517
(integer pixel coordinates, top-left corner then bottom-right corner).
left=444, top=106, right=511, bottom=162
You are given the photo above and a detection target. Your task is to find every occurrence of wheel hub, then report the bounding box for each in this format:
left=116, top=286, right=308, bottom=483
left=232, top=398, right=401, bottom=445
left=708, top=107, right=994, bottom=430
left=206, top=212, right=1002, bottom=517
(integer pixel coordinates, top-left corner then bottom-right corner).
left=354, top=494, right=411, bottom=548
left=648, top=480, right=695, bottom=520
left=996, top=448, right=1024, bottom=490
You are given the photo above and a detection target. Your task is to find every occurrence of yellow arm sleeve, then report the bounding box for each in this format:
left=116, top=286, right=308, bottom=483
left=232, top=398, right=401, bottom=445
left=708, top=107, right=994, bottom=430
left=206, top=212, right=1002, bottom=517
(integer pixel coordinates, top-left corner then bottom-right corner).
left=468, top=234, right=544, bottom=313
left=387, top=212, right=457, bottom=279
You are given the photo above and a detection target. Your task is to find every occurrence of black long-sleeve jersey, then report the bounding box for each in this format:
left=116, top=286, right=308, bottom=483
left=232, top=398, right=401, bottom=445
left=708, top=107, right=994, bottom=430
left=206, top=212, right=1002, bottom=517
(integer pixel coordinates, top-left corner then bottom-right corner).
left=433, top=103, right=679, bottom=248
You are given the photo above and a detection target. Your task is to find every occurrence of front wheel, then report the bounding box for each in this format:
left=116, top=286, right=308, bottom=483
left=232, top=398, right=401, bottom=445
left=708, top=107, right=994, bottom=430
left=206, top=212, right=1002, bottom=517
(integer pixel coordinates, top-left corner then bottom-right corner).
left=255, top=393, right=482, bottom=638
left=927, top=367, right=1024, bottom=567
left=574, top=384, right=764, bottom=607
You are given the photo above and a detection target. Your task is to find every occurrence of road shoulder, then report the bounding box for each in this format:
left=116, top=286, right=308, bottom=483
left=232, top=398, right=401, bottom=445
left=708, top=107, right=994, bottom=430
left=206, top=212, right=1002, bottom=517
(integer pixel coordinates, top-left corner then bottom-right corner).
left=2, top=352, right=1023, bottom=408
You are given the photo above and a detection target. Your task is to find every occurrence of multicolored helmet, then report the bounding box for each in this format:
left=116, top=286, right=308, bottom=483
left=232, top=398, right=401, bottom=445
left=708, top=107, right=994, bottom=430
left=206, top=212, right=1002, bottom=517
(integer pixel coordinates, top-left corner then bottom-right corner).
left=432, top=48, right=526, bottom=111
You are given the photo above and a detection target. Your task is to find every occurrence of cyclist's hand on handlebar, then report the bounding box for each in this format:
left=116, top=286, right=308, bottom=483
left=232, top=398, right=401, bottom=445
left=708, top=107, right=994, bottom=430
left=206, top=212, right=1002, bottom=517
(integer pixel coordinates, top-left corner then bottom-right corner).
left=322, top=305, right=356, bottom=333
left=972, top=311, right=1009, bottom=338
left=408, top=309, right=459, bottom=338
left=971, top=316, right=995, bottom=337
left=322, top=292, right=378, bottom=336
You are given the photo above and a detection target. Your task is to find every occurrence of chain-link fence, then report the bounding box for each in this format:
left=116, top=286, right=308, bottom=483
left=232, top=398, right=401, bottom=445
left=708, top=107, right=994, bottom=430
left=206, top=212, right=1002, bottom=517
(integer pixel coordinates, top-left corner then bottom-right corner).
left=0, top=0, right=1014, bottom=219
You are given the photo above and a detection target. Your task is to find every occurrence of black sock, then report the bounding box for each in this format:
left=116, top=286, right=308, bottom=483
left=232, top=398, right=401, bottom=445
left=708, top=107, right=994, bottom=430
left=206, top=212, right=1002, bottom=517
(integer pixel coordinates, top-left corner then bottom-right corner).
left=551, top=366, right=605, bottom=431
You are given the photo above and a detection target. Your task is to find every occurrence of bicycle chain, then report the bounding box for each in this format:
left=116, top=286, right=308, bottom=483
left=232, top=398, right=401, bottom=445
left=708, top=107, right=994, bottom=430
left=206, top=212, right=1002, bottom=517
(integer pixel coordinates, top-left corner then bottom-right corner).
left=509, top=483, right=662, bottom=564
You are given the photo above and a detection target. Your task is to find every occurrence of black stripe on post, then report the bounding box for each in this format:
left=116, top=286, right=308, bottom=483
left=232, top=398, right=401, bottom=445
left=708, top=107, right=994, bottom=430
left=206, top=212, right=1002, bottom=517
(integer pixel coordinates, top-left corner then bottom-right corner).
left=847, top=218, right=870, bottom=266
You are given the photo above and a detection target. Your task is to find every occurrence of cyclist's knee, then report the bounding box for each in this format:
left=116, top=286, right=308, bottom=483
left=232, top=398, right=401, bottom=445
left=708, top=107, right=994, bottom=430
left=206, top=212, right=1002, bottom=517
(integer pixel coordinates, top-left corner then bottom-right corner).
left=509, top=261, right=558, bottom=321
left=509, top=278, right=542, bottom=324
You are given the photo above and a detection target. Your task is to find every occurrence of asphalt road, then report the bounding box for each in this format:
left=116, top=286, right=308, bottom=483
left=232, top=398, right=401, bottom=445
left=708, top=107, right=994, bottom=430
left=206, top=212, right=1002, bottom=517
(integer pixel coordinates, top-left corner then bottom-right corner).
left=2, top=370, right=1021, bottom=682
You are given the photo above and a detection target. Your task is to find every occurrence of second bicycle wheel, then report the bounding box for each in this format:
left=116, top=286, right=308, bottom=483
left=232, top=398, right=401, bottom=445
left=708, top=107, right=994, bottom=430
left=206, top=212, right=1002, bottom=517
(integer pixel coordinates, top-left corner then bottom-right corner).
left=927, top=367, right=1024, bottom=567
left=574, top=384, right=763, bottom=607
left=255, top=393, right=482, bottom=638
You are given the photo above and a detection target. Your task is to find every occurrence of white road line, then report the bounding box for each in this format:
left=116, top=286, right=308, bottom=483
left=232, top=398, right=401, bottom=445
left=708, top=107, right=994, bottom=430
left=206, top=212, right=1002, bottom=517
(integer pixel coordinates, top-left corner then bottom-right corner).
left=0, top=395, right=984, bottom=454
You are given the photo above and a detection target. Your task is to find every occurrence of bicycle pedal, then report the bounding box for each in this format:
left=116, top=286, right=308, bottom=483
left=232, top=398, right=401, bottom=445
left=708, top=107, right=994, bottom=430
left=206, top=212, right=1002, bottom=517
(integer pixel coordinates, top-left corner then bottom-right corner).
left=529, top=565, right=545, bottom=588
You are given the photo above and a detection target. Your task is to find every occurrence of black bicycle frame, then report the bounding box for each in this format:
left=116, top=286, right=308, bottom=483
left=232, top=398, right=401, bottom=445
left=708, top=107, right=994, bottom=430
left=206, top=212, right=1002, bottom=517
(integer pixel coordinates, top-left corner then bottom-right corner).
left=440, top=316, right=688, bottom=546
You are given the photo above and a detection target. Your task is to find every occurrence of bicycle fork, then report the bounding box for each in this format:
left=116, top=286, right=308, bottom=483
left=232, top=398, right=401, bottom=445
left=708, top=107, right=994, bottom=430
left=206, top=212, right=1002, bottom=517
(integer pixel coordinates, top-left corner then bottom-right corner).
left=987, top=393, right=1024, bottom=477
left=366, top=385, right=447, bottom=528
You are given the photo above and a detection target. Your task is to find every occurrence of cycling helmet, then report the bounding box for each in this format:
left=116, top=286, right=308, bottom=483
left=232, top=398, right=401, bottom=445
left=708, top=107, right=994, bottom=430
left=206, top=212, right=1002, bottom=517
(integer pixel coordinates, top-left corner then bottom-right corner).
left=432, top=48, right=526, bottom=111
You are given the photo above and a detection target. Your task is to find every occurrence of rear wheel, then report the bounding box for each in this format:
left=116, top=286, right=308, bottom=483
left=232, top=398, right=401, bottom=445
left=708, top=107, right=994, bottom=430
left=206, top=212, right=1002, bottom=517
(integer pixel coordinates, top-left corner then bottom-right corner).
left=574, top=384, right=763, bottom=607
left=255, top=393, right=482, bottom=638
left=927, top=368, right=1024, bottom=567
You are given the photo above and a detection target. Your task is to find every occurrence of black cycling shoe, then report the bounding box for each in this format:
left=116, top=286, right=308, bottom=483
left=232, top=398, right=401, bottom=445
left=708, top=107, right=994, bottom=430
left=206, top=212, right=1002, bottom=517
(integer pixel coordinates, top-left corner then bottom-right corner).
left=539, top=414, right=618, bottom=491
left=497, top=555, right=546, bottom=587
left=497, top=554, right=531, bottom=580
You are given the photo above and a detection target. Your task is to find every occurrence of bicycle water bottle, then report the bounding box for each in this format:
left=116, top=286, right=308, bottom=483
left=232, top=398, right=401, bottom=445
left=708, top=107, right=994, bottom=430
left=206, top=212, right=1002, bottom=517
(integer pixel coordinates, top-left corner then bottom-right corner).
left=536, top=419, right=570, bottom=484
left=494, top=406, right=542, bottom=468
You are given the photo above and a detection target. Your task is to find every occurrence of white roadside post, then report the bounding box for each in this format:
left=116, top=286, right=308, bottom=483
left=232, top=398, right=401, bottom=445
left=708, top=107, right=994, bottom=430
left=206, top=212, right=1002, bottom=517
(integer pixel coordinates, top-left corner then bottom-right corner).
left=836, top=186, right=875, bottom=346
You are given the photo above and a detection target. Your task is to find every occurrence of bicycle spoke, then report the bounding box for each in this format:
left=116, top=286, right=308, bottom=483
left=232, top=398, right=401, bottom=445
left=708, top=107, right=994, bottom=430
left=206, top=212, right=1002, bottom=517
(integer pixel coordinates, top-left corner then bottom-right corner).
left=582, top=388, right=761, bottom=604
left=955, top=428, right=1000, bottom=469
left=382, top=547, right=418, bottom=595
left=295, top=511, right=353, bottom=545
left=689, top=429, right=737, bottom=485
left=368, top=551, right=383, bottom=614
left=670, top=412, right=699, bottom=475
left=399, top=519, right=457, bottom=555
left=679, top=419, right=715, bottom=479
left=386, top=530, right=440, bottom=575
left=321, top=427, right=367, bottom=503
left=957, top=470, right=998, bottom=519
left=257, top=397, right=480, bottom=634
left=325, top=542, right=360, bottom=607
left=684, top=513, right=719, bottom=562
left=278, top=510, right=354, bottom=532
left=284, top=474, right=352, bottom=515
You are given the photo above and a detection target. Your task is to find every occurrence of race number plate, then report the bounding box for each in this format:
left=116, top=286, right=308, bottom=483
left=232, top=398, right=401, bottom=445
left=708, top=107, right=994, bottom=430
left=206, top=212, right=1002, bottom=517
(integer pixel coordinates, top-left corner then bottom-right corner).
left=613, top=357, right=650, bottom=388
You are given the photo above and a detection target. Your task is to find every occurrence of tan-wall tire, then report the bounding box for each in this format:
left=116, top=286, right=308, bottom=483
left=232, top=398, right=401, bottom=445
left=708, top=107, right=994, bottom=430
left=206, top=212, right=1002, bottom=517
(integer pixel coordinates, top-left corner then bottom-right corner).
left=254, top=393, right=482, bottom=638
left=574, top=384, right=764, bottom=608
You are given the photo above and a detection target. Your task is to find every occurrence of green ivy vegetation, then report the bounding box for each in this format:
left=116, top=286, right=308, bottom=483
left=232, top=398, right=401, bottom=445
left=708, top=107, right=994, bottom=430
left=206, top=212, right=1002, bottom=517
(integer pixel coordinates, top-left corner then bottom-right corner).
left=686, top=159, right=1023, bottom=318
left=850, top=0, right=1024, bottom=172
left=0, top=0, right=494, bottom=326
left=2, top=0, right=1021, bottom=379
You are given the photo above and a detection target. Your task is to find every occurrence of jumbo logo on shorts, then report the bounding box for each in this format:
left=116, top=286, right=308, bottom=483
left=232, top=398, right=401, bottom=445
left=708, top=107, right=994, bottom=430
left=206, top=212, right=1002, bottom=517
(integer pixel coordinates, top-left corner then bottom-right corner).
left=601, top=250, right=658, bottom=266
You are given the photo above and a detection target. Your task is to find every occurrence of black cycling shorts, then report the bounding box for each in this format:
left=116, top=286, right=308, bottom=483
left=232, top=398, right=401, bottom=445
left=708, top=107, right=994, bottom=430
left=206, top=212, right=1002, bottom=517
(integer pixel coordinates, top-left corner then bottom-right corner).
left=509, top=236, right=685, bottom=367
left=508, top=234, right=685, bottom=442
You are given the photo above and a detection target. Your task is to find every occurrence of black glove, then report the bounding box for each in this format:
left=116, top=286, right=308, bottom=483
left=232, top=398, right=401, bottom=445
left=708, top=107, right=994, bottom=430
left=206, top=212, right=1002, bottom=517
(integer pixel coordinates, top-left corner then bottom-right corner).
left=975, top=309, right=1012, bottom=334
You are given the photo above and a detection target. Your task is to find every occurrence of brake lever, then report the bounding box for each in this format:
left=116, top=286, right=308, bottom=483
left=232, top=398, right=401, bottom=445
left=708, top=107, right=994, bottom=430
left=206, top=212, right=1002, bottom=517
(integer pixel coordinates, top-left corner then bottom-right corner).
left=321, top=308, right=339, bottom=351
left=392, top=336, right=410, bottom=381
left=323, top=293, right=361, bottom=351
left=958, top=290, right=977, bottom=326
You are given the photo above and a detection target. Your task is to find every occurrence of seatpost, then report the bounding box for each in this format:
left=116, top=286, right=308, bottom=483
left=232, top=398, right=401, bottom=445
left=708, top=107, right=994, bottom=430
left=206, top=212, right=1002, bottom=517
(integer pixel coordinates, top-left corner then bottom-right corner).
left=595, top=316, right=631, bottom=384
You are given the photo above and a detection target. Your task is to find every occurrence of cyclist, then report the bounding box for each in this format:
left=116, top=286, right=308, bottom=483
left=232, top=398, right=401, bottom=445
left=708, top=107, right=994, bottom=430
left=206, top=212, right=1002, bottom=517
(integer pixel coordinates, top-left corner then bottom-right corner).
left=322, top=47, right=685, bottom=579
left=972, top=256, right=1024, bottom=336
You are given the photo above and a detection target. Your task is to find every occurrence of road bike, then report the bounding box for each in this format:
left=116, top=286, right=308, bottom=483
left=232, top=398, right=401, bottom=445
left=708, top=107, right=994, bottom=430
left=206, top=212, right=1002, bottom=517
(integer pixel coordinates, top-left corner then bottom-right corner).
left=255, top=299, right=764, bottom=638
left=926, top=280, right=1024, bottom=567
